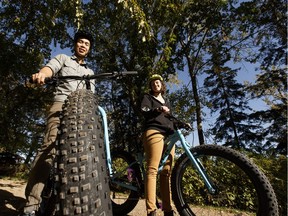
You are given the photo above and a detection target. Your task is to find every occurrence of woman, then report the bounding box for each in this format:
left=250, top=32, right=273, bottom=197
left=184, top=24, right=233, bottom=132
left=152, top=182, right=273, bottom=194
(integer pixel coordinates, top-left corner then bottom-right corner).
left=141, top=74, right=175, bottom=216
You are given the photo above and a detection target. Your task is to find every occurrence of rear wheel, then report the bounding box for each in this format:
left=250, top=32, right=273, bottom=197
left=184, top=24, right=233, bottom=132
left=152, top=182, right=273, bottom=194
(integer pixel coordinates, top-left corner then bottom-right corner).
left=172, top=145, right=279, bottom=216
left=110, top=150, right=142, bottom=215
left=55, top=90, right=112, bottom=216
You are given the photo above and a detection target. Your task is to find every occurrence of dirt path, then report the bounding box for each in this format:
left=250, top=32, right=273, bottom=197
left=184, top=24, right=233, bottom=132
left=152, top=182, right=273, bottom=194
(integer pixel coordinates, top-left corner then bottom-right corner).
left=0, top=178, right=178, bottom=216
left=0, top=178, right=26, bottom=216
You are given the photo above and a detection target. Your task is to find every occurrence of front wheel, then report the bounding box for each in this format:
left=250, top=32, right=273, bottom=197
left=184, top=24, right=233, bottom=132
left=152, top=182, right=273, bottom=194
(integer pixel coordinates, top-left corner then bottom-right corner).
left=55, top=90, right=112, bottom=216
left=171, top=145, right=278, bottom=216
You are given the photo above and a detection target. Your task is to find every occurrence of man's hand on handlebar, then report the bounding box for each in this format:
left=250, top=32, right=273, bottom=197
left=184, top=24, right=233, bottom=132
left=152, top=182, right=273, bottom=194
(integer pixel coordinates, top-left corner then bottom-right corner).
left=31, top=67, right=53, bottom=85
left=31, top=72, right=47, bottom=85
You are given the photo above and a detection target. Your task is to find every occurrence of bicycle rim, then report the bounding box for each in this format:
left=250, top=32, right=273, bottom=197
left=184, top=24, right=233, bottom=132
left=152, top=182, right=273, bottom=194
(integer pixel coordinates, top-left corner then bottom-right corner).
left=110, top=150, right=142, bottom=215
left=172, top=145, right=278, bottom=216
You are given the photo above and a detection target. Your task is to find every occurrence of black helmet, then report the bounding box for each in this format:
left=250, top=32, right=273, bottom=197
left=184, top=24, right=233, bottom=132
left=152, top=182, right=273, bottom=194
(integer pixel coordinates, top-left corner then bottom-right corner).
left=74, top=30, right=94, bottom=48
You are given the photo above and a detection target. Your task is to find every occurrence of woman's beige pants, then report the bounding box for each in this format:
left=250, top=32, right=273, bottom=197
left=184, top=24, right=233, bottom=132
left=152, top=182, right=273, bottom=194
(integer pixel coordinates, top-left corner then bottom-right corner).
left=143, top=129, right=175, bottom=214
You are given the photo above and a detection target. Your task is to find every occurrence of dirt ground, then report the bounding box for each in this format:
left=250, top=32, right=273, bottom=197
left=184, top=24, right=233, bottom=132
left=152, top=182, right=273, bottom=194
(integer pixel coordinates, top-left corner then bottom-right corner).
left=0, top=178, right=26, bottom=216
left=0, top=178, right=178, bottom=216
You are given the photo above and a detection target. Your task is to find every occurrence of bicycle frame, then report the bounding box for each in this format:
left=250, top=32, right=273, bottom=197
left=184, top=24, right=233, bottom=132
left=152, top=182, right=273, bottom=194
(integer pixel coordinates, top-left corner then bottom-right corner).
left=100, top=103, right=217, bottom=195
left=98, top=106, right=113, bottom=174
left=98, top=106, right=142, bottom=192
left=167, top=130, right=216, bottom=194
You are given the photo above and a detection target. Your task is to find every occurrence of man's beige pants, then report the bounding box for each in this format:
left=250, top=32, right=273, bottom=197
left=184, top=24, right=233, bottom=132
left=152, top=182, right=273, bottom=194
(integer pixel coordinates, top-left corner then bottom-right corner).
left=24, top=102, right=63, bottom=213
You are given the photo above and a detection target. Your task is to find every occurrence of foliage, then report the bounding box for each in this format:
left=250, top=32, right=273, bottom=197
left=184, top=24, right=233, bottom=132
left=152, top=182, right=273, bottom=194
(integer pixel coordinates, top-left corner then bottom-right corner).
left=180, top=151, right=286, bottom=215
left=247, top=69, right=287, bottom=154
left=0, top=0, right=286, bottom=164
left=233, top=0, right=287, bottom=153
left=249, top=153, right=287, bottom=216
left=0, top=33, right=53, bottom=163
left=169, top=85, right=196, bottom=124
left=182, top=157, right=259, bottom=212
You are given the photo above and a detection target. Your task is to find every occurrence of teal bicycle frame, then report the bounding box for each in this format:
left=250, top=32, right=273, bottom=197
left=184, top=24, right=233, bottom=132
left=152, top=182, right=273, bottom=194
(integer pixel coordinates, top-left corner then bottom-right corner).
left=98, top=106, right=216, bottom=195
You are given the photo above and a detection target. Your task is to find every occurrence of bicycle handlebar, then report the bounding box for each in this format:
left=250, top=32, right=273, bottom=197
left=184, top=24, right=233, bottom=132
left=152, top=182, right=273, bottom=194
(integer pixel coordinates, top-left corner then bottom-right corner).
left=53, top=71, right=138, bottom=80
left=28, top=71, right=138, bottom=84
left=166, top=114, right=193, bottom=131
left=27, top=71, right=193, bottom=131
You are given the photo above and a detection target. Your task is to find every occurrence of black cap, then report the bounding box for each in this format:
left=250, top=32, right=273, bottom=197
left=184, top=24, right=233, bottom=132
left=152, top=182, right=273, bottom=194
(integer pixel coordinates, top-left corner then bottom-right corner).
left=74, top=30, right=94, bottom=48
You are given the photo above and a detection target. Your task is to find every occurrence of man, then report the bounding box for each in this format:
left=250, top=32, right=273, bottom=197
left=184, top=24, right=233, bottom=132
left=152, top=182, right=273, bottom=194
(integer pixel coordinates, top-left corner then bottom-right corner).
left=20, top=31, right=94, bottom=216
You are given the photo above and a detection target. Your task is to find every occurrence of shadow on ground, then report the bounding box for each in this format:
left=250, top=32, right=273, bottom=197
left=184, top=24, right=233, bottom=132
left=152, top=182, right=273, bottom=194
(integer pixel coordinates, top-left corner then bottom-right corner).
left=0, top=183, right=26, bottom=216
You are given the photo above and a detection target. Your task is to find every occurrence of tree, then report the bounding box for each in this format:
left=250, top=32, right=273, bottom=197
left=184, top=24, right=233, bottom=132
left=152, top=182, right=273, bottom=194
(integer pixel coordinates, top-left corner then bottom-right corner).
left=0, top=0, right=286, bottom=160
left=235, top=0, right=287, bottom=154
left=0, top=33, right=53, bottom=162
left=203, top=42, right=264, bottom=150
left=167, top=0, right=235, bottom=145
left=0, top=0, right=77, bottom=160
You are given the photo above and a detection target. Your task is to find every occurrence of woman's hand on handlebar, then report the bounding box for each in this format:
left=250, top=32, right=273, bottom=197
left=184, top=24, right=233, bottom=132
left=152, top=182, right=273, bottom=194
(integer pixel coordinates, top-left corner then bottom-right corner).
left=158, top=106, right=170, bottom=113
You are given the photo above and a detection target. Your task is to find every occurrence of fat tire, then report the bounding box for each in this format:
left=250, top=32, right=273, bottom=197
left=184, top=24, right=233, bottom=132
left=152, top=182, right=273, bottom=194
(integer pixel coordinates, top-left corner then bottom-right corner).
left=55, top=90, right=112, bottom=216
left=172, top=144, right=278, bottom=216
left=110, top=150, right=142, bottom=215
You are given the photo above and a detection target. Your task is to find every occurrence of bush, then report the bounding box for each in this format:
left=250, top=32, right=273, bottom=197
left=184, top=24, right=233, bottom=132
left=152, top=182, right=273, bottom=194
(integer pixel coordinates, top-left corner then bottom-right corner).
left=249, top=154, right=287, bottom=216
left=0, top=152, right=30, bottom=179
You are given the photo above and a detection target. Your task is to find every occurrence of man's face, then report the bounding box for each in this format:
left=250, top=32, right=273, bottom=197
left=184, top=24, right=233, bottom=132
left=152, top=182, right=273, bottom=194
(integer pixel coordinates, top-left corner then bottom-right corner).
left=74, top=38, right=91, bottom=59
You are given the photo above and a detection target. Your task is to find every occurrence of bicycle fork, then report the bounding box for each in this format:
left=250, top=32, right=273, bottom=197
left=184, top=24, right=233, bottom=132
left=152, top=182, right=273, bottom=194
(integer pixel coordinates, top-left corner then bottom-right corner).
left=173, top=130, right=217, bottom=195
left=98, top=106, right=113, bottom=175
left=98, top=106, right=141, bottom=193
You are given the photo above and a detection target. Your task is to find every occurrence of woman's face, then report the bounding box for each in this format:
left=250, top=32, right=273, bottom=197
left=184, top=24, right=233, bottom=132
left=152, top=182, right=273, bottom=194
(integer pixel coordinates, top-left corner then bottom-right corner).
left=151, top=79, right=162, bottom=93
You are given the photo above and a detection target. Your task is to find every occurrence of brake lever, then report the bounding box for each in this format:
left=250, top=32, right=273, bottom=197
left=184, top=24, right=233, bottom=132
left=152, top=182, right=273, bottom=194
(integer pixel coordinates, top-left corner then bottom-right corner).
left=183, top=122, right=193, bottom=130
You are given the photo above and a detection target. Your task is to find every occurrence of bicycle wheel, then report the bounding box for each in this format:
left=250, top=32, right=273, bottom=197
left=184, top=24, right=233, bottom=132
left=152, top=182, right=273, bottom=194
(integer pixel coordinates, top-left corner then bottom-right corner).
left=55, top=90, right=112, bottom=216
left=172, top=144, right=278, bottom=216
left=110, top=150, right=142, bottom=215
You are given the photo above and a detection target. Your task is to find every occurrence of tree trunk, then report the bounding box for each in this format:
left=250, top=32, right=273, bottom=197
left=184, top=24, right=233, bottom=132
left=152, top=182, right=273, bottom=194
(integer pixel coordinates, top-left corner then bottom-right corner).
left=187, top=58, right=205, bottom=145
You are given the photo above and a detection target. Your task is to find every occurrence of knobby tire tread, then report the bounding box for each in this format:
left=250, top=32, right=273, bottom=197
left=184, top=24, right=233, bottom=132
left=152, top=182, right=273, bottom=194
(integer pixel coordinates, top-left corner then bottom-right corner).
left=54, top=90, right=112, bottom=216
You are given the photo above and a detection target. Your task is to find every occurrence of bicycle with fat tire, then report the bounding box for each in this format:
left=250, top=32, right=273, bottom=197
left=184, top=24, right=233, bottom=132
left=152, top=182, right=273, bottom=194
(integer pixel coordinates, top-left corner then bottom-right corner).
left=108, top=117, right=279, bottom=216
left=30, top=71, right=137, bottom=216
